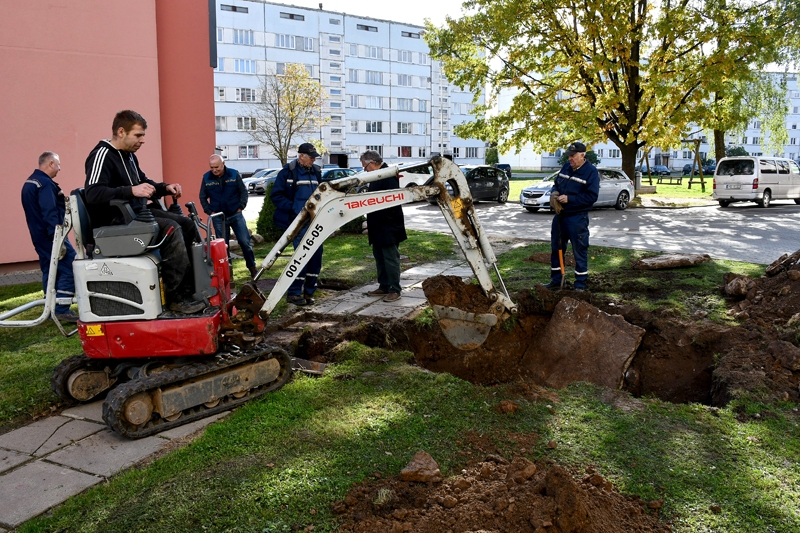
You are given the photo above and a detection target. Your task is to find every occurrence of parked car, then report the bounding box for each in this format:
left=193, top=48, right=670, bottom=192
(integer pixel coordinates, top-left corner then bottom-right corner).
left=636, top=164, right=671, bottom=176
left=426, top=165, right=509, bottom=204
left=712, top=156, right=800, bottom=208
left=683, top=161, right=716, bottom=175
left=398, top=162, right=434, bottom=188
left=349, top=166, right=364, bottom=173
left=519, top=167, right=635, bottom=212
left=493, top=163, right=512, bottom=179
left=249, top=169, right=281, bottom=194
left=244, top=168, right=278, bottom=194
left=322, top=164, right=340, bottom=169
left=320, top=167, right=357, bottom=182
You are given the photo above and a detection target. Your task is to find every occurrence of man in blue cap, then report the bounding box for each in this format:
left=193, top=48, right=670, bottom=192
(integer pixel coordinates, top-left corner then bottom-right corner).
left=21, top=152, right=77, bottom=322
left=544, top=142, right=599, bottom=291
left=270, top=142, right=324, bottom=306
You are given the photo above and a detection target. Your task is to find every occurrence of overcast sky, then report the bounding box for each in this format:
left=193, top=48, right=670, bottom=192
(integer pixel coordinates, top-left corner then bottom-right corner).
left=275, top=0, right=466, bottom=27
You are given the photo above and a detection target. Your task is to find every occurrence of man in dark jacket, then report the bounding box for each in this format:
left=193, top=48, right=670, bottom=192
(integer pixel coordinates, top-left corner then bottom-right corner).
left=270, top=142, right=323, bottom=306
left=84, top=110, right=203, bottom=313
left=360, top=150, right=407, bottom=302
left=199, top=155, right=256, bottom=278
left=544, top=142, right=599, bottom=291
left=21, top=152, right=77, bottom=322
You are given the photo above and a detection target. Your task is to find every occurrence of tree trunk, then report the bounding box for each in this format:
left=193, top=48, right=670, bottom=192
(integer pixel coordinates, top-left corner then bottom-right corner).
left=620, top=143, right=641, bottom=189
left=714, top=129, right=726, bottom=162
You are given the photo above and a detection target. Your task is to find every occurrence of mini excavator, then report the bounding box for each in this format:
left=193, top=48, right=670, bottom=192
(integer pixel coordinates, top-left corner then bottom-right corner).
left=0, top=156, right=516, bottom=438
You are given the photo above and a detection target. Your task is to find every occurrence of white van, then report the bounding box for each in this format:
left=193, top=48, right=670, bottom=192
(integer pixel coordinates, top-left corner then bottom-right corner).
left=713, top=156, right=800, bottom=207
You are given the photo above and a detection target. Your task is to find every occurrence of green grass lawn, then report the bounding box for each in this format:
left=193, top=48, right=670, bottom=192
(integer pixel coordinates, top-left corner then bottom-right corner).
left=3, top=228, right=797, bottom=533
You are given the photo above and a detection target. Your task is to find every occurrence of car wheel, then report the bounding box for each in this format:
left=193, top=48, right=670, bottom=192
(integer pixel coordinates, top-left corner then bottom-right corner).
left=718, top=200, right=730, bottom=207
left=794, top=198, right=800, bottom=205
left=497, top=188, right=509, bottom=204
left=758, top=190, right=771, bottom=208
left=524, top=206, right=540, bottom=213
left=614, top=190, right=630, bottom=210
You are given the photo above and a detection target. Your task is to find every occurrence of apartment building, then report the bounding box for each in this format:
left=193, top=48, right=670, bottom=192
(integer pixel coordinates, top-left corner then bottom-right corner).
left=499, top=73, right=800, bottom=171
left=214, top=1, right=485, bottom=173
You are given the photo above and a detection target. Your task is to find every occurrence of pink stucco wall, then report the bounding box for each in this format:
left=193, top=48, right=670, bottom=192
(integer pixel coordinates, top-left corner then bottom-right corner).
left=1, top=1, right=164, bottom=266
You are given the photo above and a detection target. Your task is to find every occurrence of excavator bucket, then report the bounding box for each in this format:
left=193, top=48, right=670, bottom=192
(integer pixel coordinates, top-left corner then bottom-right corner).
left=432, top=305, right=499, bottom=351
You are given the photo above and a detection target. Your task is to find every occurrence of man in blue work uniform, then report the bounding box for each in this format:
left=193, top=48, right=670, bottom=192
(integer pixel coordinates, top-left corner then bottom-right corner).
left=199, top=155, right=257, bottom=278
left=270, top=143, right=324, bottom=306
left=544, top=142, right=599, bottom=291
left=21, top=152, right=77, bottom=322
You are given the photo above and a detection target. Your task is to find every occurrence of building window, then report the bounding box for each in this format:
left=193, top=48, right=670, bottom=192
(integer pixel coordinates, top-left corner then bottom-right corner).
left=329, top=49, right=340, bottom=56
left=792, top=138, right=797, bottom=145
left=466, top=147, right=478, bottom=158
left=398, top=146, right=412, bottom=157
left=331, top=128, right=342, bottom=134
left=239, top=145, right=258, bottom=158
left=357, top=24, right=378, bottom=32
left=329, top=18, right=340, bottom=25
left=330, top=75, right=341, bottom=83
left=217, top=27, right=223, bottom=42
left=419, top=53, right=429, bottom=65
left=418, top=147, right=427, bottom=158
left=331, top=115, right=342, bottom=122
left=330, top=89, right=341, bottom=95
left=330, top=102, right=342, bottom=108
left=367, top=121, right=382, bottom=133
left=397, top=74, right=412, bottom=87
left=397, top=98, right=412, bottom=111
left=329, top=36, right=340, bottom=43
left=398, top=50, right=412, bottom=62
left=752, top=136, right=760, bottom=144
left=280, top=12, right=305, bottom=20
left=349, top=44, right=357, bottom=55
left=792, top=123, right=797, bottom=129
left=276, top=34, right=295, bottom=49
left=366, top=96, right=381, bottom=109
left=366, top=71, right=382, bottom=84
left=237, top=117, right=256, bottom=130
left=349, top=69, right=359, bottom=82
left=234, top=59, right=256, bottom=73
left=234, top=29, right=254, bottom=45
left=349, top=95, right=359, bottom=107
left=304, top=37, right=314, bottom=51
left=401, top=31, right=420, bottom=39
left=215, top=57, right=225, bottom=72
left=329, top=62, right=341, bottom=69
left=419, top=100, right=427, bottom=112
left=215, top=116, right=226, bottom=131
left=794, top=107, right=799, bottom=114
left=367, top=145, right=383, bottom=156
left=331, top=141, right=342, bottom=147
left=221, top=4, right=248, bottom=13
left=752, top=120, right=761, bottom=129
left=367, top=46, right=380, bottom=59
left=609, top=149, right=620, bottom=158
left=350, top=121, right=358, bottom=133
left=276, top=62, right=285, bottom=75
left=397, top=122, right=411, bottom=134
left=453, top=147, right=460, bottom=158
left=596, top=149, right=604, bottom=157
left=236, top=88, right=256, bottom=102
left=214, top=87, right=224, bottom=101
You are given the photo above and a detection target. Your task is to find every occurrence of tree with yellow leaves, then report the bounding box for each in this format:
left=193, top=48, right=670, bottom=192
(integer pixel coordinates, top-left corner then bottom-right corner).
left=424, top=0, right=795, bottom=180
left=241, top=63, right=327, bottom=166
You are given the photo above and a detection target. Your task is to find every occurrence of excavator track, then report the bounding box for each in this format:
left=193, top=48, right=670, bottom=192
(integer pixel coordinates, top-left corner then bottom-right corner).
left=51, top=354, right=112, bottom=405
left=102, top=343, right=291, bottom=438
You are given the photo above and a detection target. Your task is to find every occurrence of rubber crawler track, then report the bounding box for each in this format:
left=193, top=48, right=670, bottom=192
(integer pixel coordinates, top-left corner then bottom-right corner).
left=51, top=354, right=109, bottom=405
left=102, top=343, right=291, bottom=438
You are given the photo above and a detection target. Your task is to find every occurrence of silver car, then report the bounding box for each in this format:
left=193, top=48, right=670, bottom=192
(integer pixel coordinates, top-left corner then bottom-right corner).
left=519, top=167, right=635, bottom=212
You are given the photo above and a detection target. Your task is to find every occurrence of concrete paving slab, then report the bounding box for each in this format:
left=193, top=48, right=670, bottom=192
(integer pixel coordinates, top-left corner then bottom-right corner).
left=285, top=320, right=340, bottom=331
left=34, top=419, right=105, bottom=457
left=401, top=261, right=462, bottom=279
left=47, top=430, right=165, bottom=478
left=311, top=293, right=376, bottom=315
left=156, top=412, right=230, bottom=440
left=62, top=400, right=104, bottom=423
left=357, top=299, right=427, bottom=319
left=0, top=461, right=100, bottom=528
left=440, top=266, right=476, bottom=277
left=401, top=286, right=428, bottom=300
left=0, top=448, right=29, bottom=475
left=0, top=416, right=71, bottom=455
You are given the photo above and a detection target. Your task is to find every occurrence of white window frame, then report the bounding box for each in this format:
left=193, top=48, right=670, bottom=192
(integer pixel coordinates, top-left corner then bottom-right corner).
left=239, top=145, right=258, bottom=159
left=397, top=122, right=411, bottom=134
left=397, top=74, right=412, bottom=87
left=398, top=50, right=412, bottom=63
left=349, top=120, right=358, bottom=133
left=367, top=121, right=382, bottom=133
left=236, top=88, right=256, bottom=102
left=304, top=37, right=314, bottom=51
left=329, top=36, right=341, bottom=43
left=237, top=117, right=256, bottom=130
left=276, top=34, right=295, bottom=49
left=397, top=98, right=412, bottom=111
left=234, top=29, right=254, bottom=45
left=366, top=71, right=382, bottom=84
left=234, top=59, right=256, bottom=74
left=466, top=147, right=478, bottom=158
left=366, top=96, right=381, bottom=109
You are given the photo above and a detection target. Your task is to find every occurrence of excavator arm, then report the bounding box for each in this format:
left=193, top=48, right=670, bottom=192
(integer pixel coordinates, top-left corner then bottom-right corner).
left=254, top=156, right=517, bottom=349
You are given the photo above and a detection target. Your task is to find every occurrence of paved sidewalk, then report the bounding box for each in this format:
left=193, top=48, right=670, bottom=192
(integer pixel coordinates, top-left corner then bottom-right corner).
left=0, top=258, right=471, bottom=530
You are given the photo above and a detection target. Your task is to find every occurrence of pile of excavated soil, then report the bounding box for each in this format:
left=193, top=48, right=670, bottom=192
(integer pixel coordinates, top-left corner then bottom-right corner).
left=335, top=457, right=669, bottom=533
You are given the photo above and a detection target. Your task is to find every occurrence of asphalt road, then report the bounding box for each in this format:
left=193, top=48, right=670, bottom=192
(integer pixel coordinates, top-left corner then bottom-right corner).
left=244, top=195, right=800, bottom=266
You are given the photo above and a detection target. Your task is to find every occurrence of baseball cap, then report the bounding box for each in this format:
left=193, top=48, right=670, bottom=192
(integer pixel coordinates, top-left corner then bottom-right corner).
left=297, top=142, right=321, bottom=158
left=565, top=142, right=587, bottom=156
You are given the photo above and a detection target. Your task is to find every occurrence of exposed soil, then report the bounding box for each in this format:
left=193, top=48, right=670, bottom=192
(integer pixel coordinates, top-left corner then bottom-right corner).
left=286, top=249, right=800, bottom=532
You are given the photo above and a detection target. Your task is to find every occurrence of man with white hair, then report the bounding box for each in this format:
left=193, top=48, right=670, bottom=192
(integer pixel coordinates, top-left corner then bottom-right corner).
left=199, top=155, right=256, bottom=278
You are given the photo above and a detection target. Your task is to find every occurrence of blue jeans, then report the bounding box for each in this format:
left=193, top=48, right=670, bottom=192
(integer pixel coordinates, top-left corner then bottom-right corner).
left=213, top=211, right=256, bottom=269
left=287, top=225, right=323, bottom=297
left=550, top=212, right=590, bottom=289
left=33, top=237, right=76, bottom=315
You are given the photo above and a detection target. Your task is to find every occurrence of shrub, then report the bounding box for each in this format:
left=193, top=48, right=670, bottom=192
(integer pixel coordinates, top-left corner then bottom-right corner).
left=256, top=182, right=282, bottom=240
